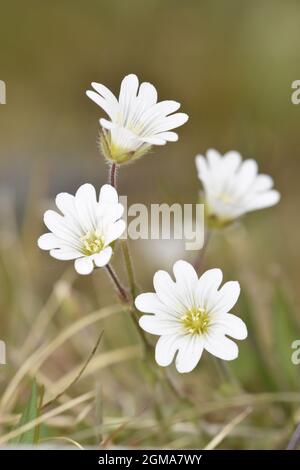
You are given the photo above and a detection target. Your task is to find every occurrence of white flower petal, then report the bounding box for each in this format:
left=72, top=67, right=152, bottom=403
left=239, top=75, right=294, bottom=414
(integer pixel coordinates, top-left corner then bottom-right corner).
left=91, top=81, right=119, bottom=117
left=74, top=256, right=94, bottom=275
left=74, top=183, right=97, bottom=232
left=245, top=190, right=280, bottom=211
left=223, top=151, right=242, bottom=174
left=99, top=118, right=115, bottom=130
left=204, top=333, right=238, bottom=360
left=86, top=90, right=116, bottom=120
left=150, top=113, right=189, bottom=134
left=99, top=184, right=118, bottom=205
left=139, top=315, right=181, bottom=335
left=251, top=174, right=274, bottom=192
left=155, top=335, right=181, bottom=367
left=173, top=260, right=198, bottom=306
left=55, top=193, right=76, bottom=217
left=155, top=131, right=178, bottom=142
left=234, top=159, right=258, bottom=194
left=119, top=74, right=139, bottom=122
left=135, top=293, right=166, bottom=314
left=44, top=210, right=81, bottom=241
left=93, top=246, right=112, bottom=267
left=210, top=281, right=240, bottom=315
left=213, top=313, right=248, bottom=340
left=103, top=220, right=126, bottom=245
left=144, top=100, right=181, bottom=121
left=196, top=268, right=223, bottom=308
left=175, top=335, right=204, bottom=373
left=50, top=248, right=81, bottom=260
left=137, top=82, right=157, bottom=106
left=38, top=233, right=59, bottom=250
left=140, top=135, right=166, bottom=145
left=207, top=149, right=222, bottom=170
left=153, top=270, right=186, bottom=315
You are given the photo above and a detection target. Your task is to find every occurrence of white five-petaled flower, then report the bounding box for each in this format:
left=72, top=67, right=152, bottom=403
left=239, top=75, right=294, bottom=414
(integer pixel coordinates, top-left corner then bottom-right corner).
left=195, top=149, right=280, bottom=227
left=86, top=74, right=189, bottom=164
left=135, top=260, right=247, bottom=373
left=38, top=184, right=125, bottom=275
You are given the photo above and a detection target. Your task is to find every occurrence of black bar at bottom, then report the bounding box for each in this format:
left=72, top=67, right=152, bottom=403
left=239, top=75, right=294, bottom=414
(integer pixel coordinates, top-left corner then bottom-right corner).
left=0, top=449, right=298, bottom=465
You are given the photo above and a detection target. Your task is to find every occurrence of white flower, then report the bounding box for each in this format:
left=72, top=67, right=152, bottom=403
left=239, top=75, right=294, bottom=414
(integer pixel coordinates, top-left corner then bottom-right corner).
left=135, top=260, right=247, bottom=373
left=38, top=184, right=125, bottom=275
left=195, top=149, right=280, bottom=227
left=86, top=74, right=189, bottom=163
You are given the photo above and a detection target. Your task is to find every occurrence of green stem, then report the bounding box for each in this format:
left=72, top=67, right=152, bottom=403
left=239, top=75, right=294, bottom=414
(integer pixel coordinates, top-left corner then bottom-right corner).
left=194, top=229, right=212, bottom=274
left=121, top=239, right=138, bottom=300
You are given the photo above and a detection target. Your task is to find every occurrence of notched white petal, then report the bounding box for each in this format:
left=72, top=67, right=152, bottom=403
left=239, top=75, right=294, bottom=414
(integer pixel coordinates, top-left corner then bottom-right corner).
left=74, top=256, right=94, bottom=275
left=204, top=334, right=239, bottom=361
left=99, top=184, right=118, bottom=205
left=38, top=233, right=59, bottom=250
left=155, top=335, right=180, bottom=367
left=175, top=336, right=204, bottom=373
left=93, top=246, right=112, bottom=267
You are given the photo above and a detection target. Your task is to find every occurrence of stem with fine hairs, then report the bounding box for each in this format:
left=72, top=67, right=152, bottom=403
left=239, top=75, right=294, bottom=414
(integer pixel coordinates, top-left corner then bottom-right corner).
left=109, top=163, right=117, bottom=188
left=105, top=263, right=152, bottom=351
left=105, top=264, right=129, bottom=303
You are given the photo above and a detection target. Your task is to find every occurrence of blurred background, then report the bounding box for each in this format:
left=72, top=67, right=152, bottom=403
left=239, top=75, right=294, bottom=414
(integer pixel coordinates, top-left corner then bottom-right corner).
left=0, top=0, right=300, bottom=449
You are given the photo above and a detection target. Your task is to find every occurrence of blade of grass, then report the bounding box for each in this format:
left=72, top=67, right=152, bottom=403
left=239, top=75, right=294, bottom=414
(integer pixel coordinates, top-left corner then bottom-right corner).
left=0, top=304, right=126, bottom=411
left=203, top=407, right=252, bottom=450
left=14, top=379, right=41, bottom=444
left=0, top=391, right=94, bottom=445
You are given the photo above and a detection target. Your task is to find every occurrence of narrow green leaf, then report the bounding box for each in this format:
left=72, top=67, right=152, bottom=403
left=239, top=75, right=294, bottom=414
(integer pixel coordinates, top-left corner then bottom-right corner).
left=14, top=379, right=41, bottom=444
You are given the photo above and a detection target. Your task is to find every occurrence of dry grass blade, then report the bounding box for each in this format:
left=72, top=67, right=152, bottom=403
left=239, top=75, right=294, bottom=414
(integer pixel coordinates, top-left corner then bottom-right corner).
left=44, top=345, right=141, bottom=398
left=0, top=304, right=125, bottom=411
left=204, top=407, right=252, bottom=450
left=39, top=436, right=85, bottom=449
left=42, top=330, right=104, bottom=409
left=0, top=391, right=94, bottom=445
left=21, top=269, right=76, bottom=355
left=286, top=423, right=300, bottom=450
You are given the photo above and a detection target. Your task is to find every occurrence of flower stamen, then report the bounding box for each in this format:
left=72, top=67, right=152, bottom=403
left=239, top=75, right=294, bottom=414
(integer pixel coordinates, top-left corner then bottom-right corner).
left=80, top=231, right=105, bottom=256
left=181, top=307, right=210, bottom=335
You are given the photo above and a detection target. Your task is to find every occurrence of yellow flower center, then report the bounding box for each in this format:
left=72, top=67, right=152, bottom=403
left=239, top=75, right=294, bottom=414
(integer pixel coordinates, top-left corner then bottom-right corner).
left=80, top=231, right=105, bottom=256
left=181, top=307, right=210, bottom=335
left=216, top=192, right=233, bottom=204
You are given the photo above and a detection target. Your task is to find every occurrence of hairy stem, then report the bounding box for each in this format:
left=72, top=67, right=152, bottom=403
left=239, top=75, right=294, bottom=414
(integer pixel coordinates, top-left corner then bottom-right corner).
left=109, top=163, right=117, bottom=188
left=105, top=263, right=152, bottom=351
left=105, top=264, right=129, bottom=303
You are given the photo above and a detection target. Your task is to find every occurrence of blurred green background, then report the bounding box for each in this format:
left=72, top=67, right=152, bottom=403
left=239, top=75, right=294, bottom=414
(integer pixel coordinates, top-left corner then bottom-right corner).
left=0, top=0, right=300, bottom=449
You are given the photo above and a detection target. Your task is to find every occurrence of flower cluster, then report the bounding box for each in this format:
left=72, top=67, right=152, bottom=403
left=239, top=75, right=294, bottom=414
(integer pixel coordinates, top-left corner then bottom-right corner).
left=38, top=73, right=281, bottom=373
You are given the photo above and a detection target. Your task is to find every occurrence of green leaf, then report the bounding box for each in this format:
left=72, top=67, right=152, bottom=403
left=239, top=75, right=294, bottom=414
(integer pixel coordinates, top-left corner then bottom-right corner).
left=14, top=379, right=42, bottom=445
